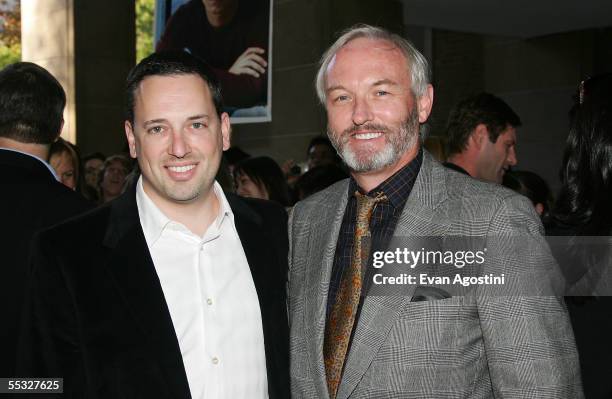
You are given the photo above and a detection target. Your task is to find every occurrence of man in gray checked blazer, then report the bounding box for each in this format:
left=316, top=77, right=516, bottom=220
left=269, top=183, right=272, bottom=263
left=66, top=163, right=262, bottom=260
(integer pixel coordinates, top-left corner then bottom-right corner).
left=287, top=24, right=583, bottom=398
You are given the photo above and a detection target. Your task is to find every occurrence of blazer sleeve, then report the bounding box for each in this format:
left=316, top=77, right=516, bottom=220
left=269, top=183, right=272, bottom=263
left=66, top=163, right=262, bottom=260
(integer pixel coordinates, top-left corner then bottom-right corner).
left=476, top=194, right=584, bottom=398
left=16, top=232, right=87, bottom=397
left=286, top=206, right=294, bottom=311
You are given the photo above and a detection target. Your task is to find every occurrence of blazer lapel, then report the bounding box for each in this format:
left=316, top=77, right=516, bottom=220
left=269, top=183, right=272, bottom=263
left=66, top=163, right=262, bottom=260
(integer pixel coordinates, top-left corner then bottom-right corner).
left=103, top=184, right=191, bottom=399
left=227, top=195, right=284, bottom=398
left=303, top=180, right=350, bottom=399
left=337, top=151, right=449, bottom=399
left=228, top=195, right=269, bottom=292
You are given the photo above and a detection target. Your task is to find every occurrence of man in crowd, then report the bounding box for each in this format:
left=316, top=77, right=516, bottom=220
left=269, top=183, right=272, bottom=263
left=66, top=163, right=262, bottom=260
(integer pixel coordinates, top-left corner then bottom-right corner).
left=0, top=62, right=92, bottom=377
left=444, top=92, right=521, bottom=183
left=288, top=25, right=582, bottom=398
left=18, top=51, right=289, bottom=398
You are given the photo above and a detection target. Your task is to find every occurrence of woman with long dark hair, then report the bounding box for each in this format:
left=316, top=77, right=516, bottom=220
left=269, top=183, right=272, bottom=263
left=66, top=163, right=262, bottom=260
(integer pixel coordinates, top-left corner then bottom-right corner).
left=552, top=74, right=612, bottom=236
left=233, top=156, right=291, bottom=206
left=548, top=73, right=612, bottom=399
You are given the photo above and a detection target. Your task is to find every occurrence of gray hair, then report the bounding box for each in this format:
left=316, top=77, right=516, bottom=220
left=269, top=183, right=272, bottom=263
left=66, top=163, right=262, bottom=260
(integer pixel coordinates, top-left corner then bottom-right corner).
left=315, top=24, right=431, bottom=104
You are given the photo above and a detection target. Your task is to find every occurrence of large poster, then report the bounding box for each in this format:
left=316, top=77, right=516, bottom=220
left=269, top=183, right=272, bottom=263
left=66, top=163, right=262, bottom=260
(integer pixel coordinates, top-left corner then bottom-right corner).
left=155, top=0, right=273, bottom=124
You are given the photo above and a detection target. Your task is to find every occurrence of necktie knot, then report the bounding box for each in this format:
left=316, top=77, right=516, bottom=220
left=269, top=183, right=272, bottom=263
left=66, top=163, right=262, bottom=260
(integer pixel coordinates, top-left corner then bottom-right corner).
left=354, top=191, right=387, bottom=229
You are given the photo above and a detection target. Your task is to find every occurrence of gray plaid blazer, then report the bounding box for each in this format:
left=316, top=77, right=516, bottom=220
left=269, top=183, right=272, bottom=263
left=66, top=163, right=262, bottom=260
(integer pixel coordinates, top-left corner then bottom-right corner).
left=288, top=151, right=583, bottom=398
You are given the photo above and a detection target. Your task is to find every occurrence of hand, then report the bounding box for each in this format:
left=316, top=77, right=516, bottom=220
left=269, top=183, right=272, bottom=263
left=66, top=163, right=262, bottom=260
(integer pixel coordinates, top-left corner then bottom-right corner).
left=229, top=47, right=267, bottom=78
left=281, top=159, right=296, bottom=176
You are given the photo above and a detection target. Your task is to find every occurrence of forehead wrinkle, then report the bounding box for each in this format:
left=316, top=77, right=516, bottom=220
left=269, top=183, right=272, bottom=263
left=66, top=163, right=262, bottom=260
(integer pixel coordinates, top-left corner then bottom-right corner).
left=324, top=38, right=409, bottom=87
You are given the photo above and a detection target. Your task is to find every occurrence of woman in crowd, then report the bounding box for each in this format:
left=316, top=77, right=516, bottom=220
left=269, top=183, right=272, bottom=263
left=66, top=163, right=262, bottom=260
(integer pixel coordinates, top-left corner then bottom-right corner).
left=98, top=154, right=131, bottom=204
left=233, top=156, right=291, bottom=206
left=81, top=152, right=105, bottom=201
left=548, top=73, right=612, bottom=399
left=49, top=138, right=80, bottom=191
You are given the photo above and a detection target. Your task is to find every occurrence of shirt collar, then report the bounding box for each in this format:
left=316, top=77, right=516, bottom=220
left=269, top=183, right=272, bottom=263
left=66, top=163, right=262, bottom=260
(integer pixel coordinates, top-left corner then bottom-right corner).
left=348, top=147, right=423, bottom=209
left=443, top=161, right=470, bottom=176
left=136, top=176, right=233, bottom=246
left=0, top=147, right=59, bottom=181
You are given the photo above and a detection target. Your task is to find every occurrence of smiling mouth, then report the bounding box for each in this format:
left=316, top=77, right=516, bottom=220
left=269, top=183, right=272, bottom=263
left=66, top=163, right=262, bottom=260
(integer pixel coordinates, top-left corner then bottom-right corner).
left=167, top=164, right=196, bottom=173
left=352, top=132, right=383, bottom=140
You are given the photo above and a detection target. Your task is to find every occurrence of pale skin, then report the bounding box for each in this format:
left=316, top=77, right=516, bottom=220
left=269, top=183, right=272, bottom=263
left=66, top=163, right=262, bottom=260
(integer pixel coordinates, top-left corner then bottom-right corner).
left=324, top=37, right=434, bottom=192
left=446, top=123, right=517, bottom=184
left=125, top=74, right=230, bottom=237
left=50, top=150, right=76, bottom=190
left=229, top=47, right=267, bottom=78
left=99, top=160, right=128, bottom=203
left=84, top=158, right=104, bottom=189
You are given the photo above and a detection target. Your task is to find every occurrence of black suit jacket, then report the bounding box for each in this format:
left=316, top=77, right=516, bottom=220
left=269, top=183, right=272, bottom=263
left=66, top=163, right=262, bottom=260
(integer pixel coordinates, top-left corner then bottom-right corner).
left=0, top=149, right=92, bottom=377
left=17, top=182, right=290, bottom=398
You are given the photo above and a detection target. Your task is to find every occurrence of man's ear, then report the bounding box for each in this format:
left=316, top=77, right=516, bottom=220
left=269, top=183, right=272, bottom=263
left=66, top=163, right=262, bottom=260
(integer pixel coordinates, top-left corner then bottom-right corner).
left=124, top=120, right=138, bottom=159
left=220, top=112, right=231, bottom=151
left=54, top=118, right=65, bottom=142
left=416, top=84, right=434, bottom=123
left=471, top=124, right=489, bottom=150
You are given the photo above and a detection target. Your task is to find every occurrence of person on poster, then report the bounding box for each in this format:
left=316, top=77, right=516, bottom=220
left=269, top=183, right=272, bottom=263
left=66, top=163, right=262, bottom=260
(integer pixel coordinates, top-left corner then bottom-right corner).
left=157, top=0, right=270, bottom=114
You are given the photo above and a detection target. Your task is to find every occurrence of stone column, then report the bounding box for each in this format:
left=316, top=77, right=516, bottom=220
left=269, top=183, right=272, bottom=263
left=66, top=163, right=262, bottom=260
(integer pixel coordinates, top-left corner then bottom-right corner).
left=21, top=0, right=135, bottom=155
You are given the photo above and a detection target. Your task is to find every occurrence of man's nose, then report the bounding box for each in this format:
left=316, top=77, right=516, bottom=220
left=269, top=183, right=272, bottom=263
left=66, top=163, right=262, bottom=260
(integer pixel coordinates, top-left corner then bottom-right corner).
left=351, top=97, right=374, bottom=126
left=169, top=130, right=191, bottom=158
left=507, top=147, right=517, bottom=166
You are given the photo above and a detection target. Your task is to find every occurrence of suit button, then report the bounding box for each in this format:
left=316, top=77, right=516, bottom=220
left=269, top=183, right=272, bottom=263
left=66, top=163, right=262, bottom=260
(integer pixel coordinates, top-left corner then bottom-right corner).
left=207, top=298, right=213, bottom=306
left=212, top=357, right=219, bottom=365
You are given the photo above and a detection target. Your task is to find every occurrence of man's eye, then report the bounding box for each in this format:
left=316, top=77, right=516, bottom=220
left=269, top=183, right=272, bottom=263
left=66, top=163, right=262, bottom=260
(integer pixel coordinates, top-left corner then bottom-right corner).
left=192, top=122, right=205, bottom=129
left=148, top=126, right=163, bottom=134
left=334, top=95, right=349, bottom=103
left=376, top=90, right=389, bottom=96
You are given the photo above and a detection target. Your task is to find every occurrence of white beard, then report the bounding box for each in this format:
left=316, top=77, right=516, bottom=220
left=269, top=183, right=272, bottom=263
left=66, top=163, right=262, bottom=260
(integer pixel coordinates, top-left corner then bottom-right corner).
left=328, top=108, right=419, bottom=173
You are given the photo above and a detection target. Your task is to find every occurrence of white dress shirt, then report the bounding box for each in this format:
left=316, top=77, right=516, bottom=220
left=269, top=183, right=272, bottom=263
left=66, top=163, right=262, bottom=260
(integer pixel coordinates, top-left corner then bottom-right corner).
left=136, top=177, right=268, bottom=399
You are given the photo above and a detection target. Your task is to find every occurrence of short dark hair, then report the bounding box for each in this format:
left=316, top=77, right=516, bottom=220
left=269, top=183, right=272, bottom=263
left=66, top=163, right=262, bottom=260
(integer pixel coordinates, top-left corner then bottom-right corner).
left=124, top=51, right=223, bottom=124
left=307, top=136, right=335, bottom=155
left=445, top=92, right=521, bottom=156
left=223, top=146, right=251, bottom=166
left=0, top=62, right=66, bottom=144
left=503, top=170, right=552, bottom=214
left=83, top=152, right=106, bottom=165
left=295, top=164, right=348, bottom=200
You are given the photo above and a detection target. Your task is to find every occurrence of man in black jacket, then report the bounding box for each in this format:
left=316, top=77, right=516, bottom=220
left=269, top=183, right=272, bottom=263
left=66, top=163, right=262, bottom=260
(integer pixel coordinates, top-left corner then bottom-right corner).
left=0, top=62, right=92, bottom=378
left=18, top=52, right=289, bottom=398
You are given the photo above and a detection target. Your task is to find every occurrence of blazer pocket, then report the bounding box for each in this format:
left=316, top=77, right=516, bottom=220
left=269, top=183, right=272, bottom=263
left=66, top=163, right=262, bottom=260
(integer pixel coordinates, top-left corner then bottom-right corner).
left=410, top=285, right=452, bottom=302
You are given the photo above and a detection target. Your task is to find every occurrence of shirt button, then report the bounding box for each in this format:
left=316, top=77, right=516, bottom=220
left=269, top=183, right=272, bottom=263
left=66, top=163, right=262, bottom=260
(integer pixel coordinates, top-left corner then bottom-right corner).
left=207, top=298, right=213, bottom=306
left=212, top=357, right=219, bottom=365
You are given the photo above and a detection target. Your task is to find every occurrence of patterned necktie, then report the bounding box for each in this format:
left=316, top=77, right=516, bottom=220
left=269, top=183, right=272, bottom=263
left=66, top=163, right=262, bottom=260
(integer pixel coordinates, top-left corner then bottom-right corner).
left=324, top=191, right=387, bottom=399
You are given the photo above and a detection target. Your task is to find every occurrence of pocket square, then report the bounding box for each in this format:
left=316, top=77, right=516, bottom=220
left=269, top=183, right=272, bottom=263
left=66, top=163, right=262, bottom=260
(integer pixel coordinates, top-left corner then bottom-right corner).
left=411, top=286, right=452, bottom=302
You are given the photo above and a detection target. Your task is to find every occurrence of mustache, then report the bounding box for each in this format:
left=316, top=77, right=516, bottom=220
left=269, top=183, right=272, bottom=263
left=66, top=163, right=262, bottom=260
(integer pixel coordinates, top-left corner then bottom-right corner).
left=342, top=123, right=390, bottom=136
